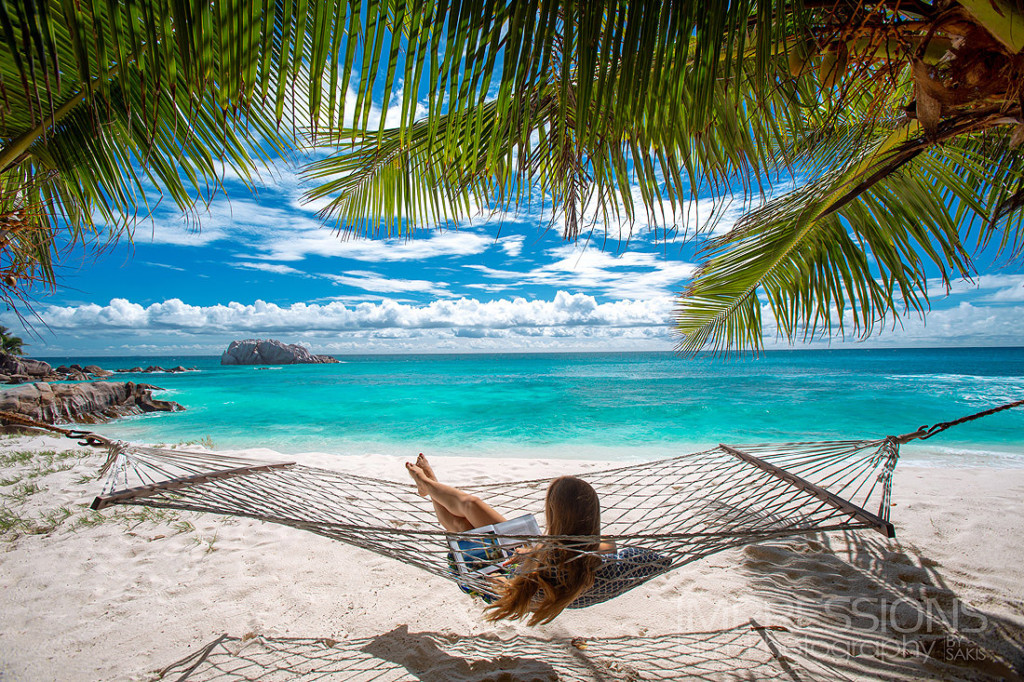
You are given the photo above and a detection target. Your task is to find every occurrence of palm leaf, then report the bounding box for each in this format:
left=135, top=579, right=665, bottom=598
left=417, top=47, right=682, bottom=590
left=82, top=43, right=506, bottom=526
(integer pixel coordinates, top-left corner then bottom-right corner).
left=676, top=120, right=1024, bottom=353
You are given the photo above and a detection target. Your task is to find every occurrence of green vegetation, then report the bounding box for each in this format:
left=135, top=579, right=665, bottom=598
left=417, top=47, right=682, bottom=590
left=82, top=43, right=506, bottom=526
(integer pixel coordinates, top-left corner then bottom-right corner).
left=0, top=446, right=218, bottom=545
left=164, top=436, right=216, bottom=450
left=0, top=1, right=349, bottom=308
left=0, top=325, right=24, bottom=355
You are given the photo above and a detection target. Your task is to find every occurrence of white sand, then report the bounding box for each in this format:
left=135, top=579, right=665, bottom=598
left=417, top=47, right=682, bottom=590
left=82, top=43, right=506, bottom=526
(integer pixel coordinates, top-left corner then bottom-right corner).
left=0, top=435, right=1021, bottom=680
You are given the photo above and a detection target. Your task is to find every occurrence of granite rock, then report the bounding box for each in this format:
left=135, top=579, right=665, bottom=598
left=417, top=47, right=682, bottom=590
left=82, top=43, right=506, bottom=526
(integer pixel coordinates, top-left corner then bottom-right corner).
left=0, top=354, right=52, bottom=378
left=0, top=381, right=184, bottom=424
left=220, top=339, right=339, bottom=365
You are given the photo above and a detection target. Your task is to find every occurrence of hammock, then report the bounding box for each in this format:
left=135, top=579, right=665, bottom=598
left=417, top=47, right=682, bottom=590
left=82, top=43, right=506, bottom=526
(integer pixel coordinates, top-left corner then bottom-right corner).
left=2, top=401, right=1020, bottom=607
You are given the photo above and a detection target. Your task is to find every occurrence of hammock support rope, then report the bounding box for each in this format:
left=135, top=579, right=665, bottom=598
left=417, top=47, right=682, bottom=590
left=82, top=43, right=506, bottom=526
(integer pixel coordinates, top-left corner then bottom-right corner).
left=1, top=400, right=1020, bottom=607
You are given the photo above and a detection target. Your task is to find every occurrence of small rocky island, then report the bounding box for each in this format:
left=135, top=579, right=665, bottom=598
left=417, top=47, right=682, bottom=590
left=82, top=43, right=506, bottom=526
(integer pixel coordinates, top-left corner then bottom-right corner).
left=220, top=339, right=339, bottom=365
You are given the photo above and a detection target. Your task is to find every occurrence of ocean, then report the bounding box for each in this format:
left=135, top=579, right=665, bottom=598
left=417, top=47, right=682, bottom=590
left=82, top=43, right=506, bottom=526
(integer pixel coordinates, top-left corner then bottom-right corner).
left=37, top=347, right=1024, bottom=467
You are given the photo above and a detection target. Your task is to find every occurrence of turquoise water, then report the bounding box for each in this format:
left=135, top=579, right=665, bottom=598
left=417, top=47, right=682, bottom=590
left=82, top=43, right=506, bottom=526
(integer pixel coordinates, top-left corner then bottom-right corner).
left=35, top=348, right=1024, bottom=466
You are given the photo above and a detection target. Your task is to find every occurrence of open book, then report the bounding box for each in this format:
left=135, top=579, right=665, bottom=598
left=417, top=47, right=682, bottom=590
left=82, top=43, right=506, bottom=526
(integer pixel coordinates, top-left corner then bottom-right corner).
left=447, top=514, right=541, bottom=578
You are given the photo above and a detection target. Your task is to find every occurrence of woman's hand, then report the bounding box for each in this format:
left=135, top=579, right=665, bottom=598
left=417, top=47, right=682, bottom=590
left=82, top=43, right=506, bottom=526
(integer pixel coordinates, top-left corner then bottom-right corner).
left=488, top=574, right=511, bottom=590
left=502, top=543, right=539, bottom=566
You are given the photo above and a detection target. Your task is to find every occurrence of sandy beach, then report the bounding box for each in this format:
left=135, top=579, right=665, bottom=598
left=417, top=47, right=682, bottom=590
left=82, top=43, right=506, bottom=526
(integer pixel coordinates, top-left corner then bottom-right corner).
left=0, top=434, right=1022, bottom=680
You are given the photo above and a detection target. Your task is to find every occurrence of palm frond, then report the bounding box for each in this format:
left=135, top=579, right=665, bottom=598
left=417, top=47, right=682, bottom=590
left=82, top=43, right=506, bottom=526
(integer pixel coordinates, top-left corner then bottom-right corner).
left=676, top=120, right=1024, bottom=353
left=0, top=0, right=360, bottom=301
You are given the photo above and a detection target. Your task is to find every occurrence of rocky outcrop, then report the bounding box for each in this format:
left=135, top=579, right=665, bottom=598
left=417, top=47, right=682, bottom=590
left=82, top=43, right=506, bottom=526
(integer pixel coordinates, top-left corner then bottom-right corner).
left=0, top=354, right=118, bottom=384
left=0, top=381, right=184, bottom=424
left=0, top=354, right=53, bottom=379
left=0, top=354, right=198, bottom=385
left=220, top=339, right=339, bottom=366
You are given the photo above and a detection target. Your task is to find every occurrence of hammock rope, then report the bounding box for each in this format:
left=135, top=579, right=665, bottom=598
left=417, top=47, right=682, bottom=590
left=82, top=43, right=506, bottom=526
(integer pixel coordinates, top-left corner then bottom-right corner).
left=1, top=401, right=1019, bottom=607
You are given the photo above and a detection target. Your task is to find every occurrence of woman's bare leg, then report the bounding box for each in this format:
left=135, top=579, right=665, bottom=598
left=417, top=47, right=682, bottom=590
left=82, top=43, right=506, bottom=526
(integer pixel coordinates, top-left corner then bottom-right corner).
left=407, top=455, right=506, bottom=530
left=417, top=457, right=469, bottom=532
left=414, top=454, right=473, bottom=532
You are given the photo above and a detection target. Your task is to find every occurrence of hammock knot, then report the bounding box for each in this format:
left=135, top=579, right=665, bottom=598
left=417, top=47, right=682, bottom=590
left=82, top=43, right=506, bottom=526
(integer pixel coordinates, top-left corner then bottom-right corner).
left=873, top=439, right=900, bottom=485
left=98, top=441, right=130, bottom=479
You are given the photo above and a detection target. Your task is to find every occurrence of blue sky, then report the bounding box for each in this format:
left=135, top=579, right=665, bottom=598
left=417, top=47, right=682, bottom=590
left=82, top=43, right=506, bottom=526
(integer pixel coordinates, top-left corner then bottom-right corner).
left=8, top=144, right=1024, bottom=359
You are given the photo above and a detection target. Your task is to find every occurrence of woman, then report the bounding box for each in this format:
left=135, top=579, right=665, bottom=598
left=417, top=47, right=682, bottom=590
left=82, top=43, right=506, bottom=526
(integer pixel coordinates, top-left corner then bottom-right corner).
left=406, top=454, right=612, bottom=625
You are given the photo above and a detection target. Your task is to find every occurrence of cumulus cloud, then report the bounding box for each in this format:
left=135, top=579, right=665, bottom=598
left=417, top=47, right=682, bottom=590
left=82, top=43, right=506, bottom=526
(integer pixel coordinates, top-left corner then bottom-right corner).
left=757, top=297, right=1024, bottom=350
left=33, top=293, right=675, bottom=335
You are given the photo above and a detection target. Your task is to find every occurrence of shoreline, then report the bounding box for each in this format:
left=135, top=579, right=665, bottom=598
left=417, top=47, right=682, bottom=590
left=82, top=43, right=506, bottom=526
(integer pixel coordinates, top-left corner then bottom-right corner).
left=51, top=420, right=1024, bottom=468
left=1, top=435, right=1022, bottom=680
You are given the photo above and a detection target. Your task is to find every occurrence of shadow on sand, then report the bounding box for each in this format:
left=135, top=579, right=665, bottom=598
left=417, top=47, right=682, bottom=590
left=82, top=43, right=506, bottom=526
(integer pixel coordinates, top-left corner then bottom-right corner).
left=738, top=530, right=1024, bottom=681
left=155, top=621, right=807, bottom=681
left=155, top=533, right=1024, bottom=681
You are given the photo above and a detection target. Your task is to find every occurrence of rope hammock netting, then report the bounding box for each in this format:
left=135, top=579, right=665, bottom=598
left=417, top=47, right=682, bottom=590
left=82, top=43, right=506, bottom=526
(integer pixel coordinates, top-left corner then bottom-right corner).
left=2, top=400, right=1020, bottom=609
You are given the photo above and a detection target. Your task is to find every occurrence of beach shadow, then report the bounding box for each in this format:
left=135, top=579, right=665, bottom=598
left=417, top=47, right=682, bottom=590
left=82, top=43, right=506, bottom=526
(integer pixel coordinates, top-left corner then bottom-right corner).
left=155, top=621, right=810, bottom=681
left=740, top=531, right=1024, bottom=681
left=359, top=624, right=558, bottom=681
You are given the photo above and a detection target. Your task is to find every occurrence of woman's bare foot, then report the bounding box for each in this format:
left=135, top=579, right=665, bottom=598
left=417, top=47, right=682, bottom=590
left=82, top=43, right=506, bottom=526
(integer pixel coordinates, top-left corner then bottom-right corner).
left=416, top=453, right=437, bottom=481
left=405, top=462, right=431, bottom=497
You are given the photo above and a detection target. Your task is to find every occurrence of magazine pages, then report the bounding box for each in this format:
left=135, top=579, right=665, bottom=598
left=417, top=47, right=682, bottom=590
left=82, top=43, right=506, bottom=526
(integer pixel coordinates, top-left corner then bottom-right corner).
left=447, top=514, right=542, bottom=578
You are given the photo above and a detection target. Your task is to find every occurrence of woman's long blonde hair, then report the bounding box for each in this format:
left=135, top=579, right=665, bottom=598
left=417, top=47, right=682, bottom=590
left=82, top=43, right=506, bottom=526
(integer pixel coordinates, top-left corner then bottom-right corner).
left=485, top=476, right=603, bottom=625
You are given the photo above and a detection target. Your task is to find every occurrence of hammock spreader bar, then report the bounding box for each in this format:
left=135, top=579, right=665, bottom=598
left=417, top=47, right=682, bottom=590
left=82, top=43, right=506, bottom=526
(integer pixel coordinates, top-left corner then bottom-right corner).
left=721, top=444, right=895, bottom=538
left=90, top=461, right=296, bottom=511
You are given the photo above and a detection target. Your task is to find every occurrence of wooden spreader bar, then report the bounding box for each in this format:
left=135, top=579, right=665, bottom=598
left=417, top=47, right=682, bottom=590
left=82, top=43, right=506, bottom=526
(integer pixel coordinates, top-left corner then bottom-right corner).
left=90, top=462, right=296, bottom=511
left=720, top=444, right=895, bottom=538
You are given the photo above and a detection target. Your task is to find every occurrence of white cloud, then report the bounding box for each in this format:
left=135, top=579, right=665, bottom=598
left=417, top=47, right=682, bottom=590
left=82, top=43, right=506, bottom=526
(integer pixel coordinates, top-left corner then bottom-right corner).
left=232, top=262, right=306, bottom=276
left=324, top=271, right=451, bottom=296
left=876, top=301, right=1024, bottom=346
left=32, top=293, right=674, bottom=335
left=470, top=245, right=697, bottom=299
left=131, top=184, right=503, bottom=264
left=925, top=274, right=1024, bottom=297
left=757, top=298, right=1024, bottom=349
left=142, top=262, right=186, bottom=272
left=258, top=230, right=495, bottom=262
left=989, top=284, right=1024, bottom=302
left=498, top=236, right=525, bottom=258
left=18, top=290, right=1024, bottom=356
left=131, top=217, right=232, bottom=247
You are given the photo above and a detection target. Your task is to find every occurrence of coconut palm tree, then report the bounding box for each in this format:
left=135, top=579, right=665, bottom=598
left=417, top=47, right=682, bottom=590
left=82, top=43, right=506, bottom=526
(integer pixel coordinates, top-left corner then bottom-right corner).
left=0, top=324, right=23, bottom=355
left=302, top=0, right=1024, bottom=352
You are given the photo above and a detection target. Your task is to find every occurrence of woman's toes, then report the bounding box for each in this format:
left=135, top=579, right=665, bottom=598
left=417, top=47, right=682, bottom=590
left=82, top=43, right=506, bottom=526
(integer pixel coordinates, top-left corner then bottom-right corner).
left=416, top=453, right=437, bottom=480
left=405, top=463, right=429, bottom=497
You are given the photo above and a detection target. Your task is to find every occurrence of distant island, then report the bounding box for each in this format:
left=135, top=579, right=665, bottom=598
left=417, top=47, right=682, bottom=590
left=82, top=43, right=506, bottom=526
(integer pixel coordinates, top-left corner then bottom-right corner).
left=220, top=339, right=339, bottom=366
